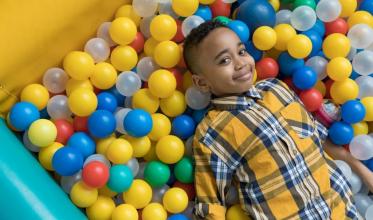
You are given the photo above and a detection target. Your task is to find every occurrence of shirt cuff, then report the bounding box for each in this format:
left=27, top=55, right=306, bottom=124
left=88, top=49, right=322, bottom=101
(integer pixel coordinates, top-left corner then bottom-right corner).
left=194, top=203, right=226, bottom=220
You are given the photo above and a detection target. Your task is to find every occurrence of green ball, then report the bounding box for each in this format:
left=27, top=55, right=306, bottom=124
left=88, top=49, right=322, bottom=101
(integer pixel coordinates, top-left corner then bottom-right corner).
left=293, top=0, right=316, bottom=9
left=174, top=156, right=194, bottom=184
left=213, top=16, right=231, bottom=25
left=144, top=161, right=170, bottom=187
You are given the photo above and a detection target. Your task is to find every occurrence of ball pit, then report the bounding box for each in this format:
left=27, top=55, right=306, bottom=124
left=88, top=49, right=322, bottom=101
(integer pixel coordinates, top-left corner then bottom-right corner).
left=2, top=0, right=373, bottom=219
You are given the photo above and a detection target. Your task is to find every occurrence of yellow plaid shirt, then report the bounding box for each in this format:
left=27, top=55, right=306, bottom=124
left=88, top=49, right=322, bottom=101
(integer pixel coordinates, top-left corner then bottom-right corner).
left=193, top=78, right=360, bottom=220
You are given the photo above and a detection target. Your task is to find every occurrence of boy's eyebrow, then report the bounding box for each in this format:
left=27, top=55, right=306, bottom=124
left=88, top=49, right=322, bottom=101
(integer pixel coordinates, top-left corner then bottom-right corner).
left=214, top=42, right=245, bottom=61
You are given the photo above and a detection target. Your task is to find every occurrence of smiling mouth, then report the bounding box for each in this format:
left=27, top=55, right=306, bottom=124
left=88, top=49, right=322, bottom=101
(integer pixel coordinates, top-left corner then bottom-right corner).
left=233, top=65, right=253, bottom=81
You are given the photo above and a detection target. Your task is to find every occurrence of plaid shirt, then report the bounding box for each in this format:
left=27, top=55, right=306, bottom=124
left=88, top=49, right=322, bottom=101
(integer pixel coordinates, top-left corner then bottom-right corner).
left=193, top=78, right=360, bottom=220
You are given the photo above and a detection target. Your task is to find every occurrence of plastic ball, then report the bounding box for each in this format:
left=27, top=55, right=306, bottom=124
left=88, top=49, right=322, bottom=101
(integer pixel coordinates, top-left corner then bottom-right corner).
left=325, top=18, right=348, bottom=36
left=274, top=24, right=296, bottom=51
left=185, top=87, right=211, bottom=110
left=361, top=97, right=373, bottom=121
left=148, top=113, right=172, bottom=141
left=172, top=115, right=196, bottom=140
left=86, top=196, right=115, bottom=220
left=88, top=110, right=116, bottom=138
left=148, top=69, right=177, bottom=98
left=159, top=1, right=179, bottom=19
left=47, top=95, right=72, bottom=120
left=290, top=6, right=316, bottom=31
left=111, top=46, right=138, bottom=71
left=132, top=0, right=157, bottom=17
left=52, top=146, right=83, bottom=176
left=43, top=67, right=68, bottom=94
left=360, top=0, right=373, bottom=15
left=349, top=135, right=373, bottom=160
left=287, top=34, right=312, bottom=59
left=173, top=181, right=195, bottom=201
left=132, top=89, right=160, bottom=113
left=278, top=52, right=305, bottom=76
left=115, top=4, right=141, bottom=25
left=341, top=100, right=366, bottom=124
left=129, top=31, right=145, bottom=53
left=106, top=138, right=133, bottom=164
left=352, top=121, right=369, bottom=136
left=97, top=92, right=118, bottom=113
left=123, top=179, right=153, bottom=209
left=28, top=119, right=57, bottom=147
left=84, top=154, right=111, bottom=169
left=348, top=11, right=373, bottom=28
left=82, top=161, right=109, bottom=188
left=326, top=57, right=352, bottom=81
left=156, top=135, right=184, bottom=164
left=355, top=76, right=373, bottom=99
left=160, top=91, right=187, bottom=117
left=328, top=121, right=354, bottom=145
left=142, top=203, right=167, bottom=220
left=73, top=116, right=88, bottom=132
left=174, top=157, right=194, bottom=184
left=347, top=24, right=373, bottom=49
left=322, top=33, right=351, bottom=59
left=227, top=20, right=250, bottom=42
left=154, top=41, right=180, bottom=68
left=123, top=109, right=153, bottom=137
left=316, top=0, right=341, bottom=22
left=66, top=78, right=93, bottom=96
left=210, top=0, right=231, bottom=17
left=38, top=142, right=63, bottom=170
left=299, top=88, right=323, bottom=112
left=268, top=0, right=280, bottom=11
left=276, top=9, right=292, bottom=25
left=245, top=41, right=263, bottom=61
left=115, top=71, right=141, bottom=97
left=109, top=17, right=137, bottom=45
left=292, top=66, right=317, bottom=90
left=23, top=131, right=40, bottom=152
left=21, top=84, right=49, bottom=110
left=9, top=102, right=40, bottom=131
left=68, top=132, right=95, bottom=159
left=172, top=0, right=198, bottom=17
left=123, top=135, right=151, bottom=158
left=107, top=165, right=133, bottom=192
left=84, top=38, right=110, bottom=63
left=70, top=181, right=98, bottom=208
left=302, top=30, right=322, bottom=57
left=150, top=14, right=177, bottom=42
left=352, top=50, right=373, bottom=76
left=137, top=56, right=160, bottom=81
left=194, top=5, right=212, bottom=21
left=226, top=204, right=250, bottom=220
left=60, top=170, right=82, bottom=194
left=63, top=51, right=95, bottom=80
left=305, top=56, right=328, bottom=80
left=97, top=22, right=117, bottom=47
left=252, top=26, right=277, bottom=51
left=114, top=108, right=131, bottom=134
left=126, top=158, right=140, bottom=177
left=163, top=187, right=189, bottom=213
left=293, top=0, right=316, bottom=9
left=330, top=78, right=359, bottom=104
left=68, top=88, right=98, bottom=117
left=237, top=0, right=276, bottom=31
left=112, top=204, right=138, bottom=220
left=90, top=62, right=117, bottom=90
left=152, top=185, right=170, bottom=203
left=338, top=0, right=357, bottom=17
left=144, top=161, right=170, bottom=187
left=181, top=15, right=205, bottom=37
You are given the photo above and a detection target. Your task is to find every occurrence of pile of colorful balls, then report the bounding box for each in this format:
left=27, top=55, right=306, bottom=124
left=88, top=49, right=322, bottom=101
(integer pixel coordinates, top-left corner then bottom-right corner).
left=5, top=0, right=373, bottom=219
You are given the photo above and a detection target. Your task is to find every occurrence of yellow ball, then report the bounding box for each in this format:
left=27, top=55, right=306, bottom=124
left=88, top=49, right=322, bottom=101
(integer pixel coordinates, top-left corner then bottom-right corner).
left=156, top=135, right=184, bottom=164
left=268, top=0, right=280, bottom=11
left=132, top=88, right=160, bottom=113
left=90, top=62, right=117, bottom=90
left=339, top=0, right=357, bottom=18
left=326, top=57, right=352, bottom=81
left=274, top=24, right=296, bottom=51
left=148, top=69, right=177, bottom=98
left=253, top=69, right=257, bottom=84
left=150, top=14, right=177, bottom=41
left=361, top=97, right=373, bottom=121
left=160, top=90, right=187, bottom=117
left=109, top=17, right=137, bottom=45
left=322, top=33, right=351, bottom=59
left=252, top=26, right=277, bottom=51
left=148, top=113, right=171, bottom=141
left=162, top=187, right=188, bottom=213
left=28, top=119, right=57, bottom=147
left=330, top=78, right=359, bottom=104
left=38, top=142, right=63, bottom=170
left=65, top=78, right=93, bottom=96
left=115, top=5, right=141, bottom=27
left=348, top=11, right=373, bottom=28
left=123, top=179, right=152, bottom=209
left=352, top=121, right=369, bottom=136
left=287, top=34, right=312, bottom=59
left=98, top=185, right=118, bottom=198
left=142, top=203, right=167, bottom=220
left=143, top=143, right=159, bottom=161
left=144, top=37, right=159, bottom=57
left=183, top=71, right=193, bottom=92
left=106, top=138, right=133, bottom=164
left=63, top=51, right=95, bottom=80
left=21, top=84, right=49, bottom=110
left=172, top=0, right=199, bottom=17
left=154, top=41, right=181, bottom=68
left=68, top=88, right=98, bottom=117
left=122, top=135, right=151, bottom=158
left=110, top=45, right=138, bottom=71
left=112, top=204, right=138, bottom=220
left=226, top=204, right=250, bottom=220
left=70, top=181, right=98, bottom=208
left=86, top=196, right=115, bottom=220
left=96, top=134, right=116, bottom=155
left=314, top=80, right=326, bottom=97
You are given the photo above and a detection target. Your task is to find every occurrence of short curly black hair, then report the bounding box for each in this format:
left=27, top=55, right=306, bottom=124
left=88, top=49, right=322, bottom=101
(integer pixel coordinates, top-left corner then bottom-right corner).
left=183, top=20, right=226, bottom=75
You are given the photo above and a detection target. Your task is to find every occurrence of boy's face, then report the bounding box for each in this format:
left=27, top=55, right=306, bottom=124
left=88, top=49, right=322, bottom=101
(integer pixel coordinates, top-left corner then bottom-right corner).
left=191, top=27, right=255, bottom=97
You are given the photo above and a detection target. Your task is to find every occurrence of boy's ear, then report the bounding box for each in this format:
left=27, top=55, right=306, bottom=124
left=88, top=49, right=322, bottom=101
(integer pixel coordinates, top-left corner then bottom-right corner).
left=192, top=74, right=210, bottom=93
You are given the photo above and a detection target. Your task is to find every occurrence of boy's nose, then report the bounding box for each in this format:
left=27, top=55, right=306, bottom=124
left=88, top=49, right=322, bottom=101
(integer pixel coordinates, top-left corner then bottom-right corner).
left=234, top=58, right=247, bottom=70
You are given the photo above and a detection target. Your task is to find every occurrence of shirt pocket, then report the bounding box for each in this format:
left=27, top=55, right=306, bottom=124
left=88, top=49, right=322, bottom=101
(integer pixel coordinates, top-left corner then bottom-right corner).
left=279, top=102, right=316, bottom=139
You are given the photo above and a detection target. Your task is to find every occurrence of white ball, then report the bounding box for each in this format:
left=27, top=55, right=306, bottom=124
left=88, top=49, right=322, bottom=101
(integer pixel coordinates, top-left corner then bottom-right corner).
left=352, top=50, right=373, bottom=76
left=84, top=38, right=110, bottom=63
left=116, top=71, right=142, bottom=97
left=43, top=67, right=68, bottom=94
left=132, top=0, right=158, bottom=17
left=97, top=22, right=117, bottom=47
left=47, top=95, right=72, bottom=120
left=305, top=56, right=328, bottom=80
left=355, top=76, right=373, bottom=99
left=347, top=24, right=373, bottom=49
left=114, top=108, right=131, bottom=134
left=185, top=86, right=211, bottom=110
left=137, top=57, right=160, bottom=81
left=349, top=135, right=373, bottom=161
left=182, top=15, right=205, bottom=37
left=316, top=0, right=341, bottom=22
left=290, top=6, right=316, bottom=31
left=276, top=9, right=292, bottom=25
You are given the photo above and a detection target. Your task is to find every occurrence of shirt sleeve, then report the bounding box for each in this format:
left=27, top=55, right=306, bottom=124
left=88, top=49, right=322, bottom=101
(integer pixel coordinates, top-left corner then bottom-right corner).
left=315, top=119, right=329, bottom=143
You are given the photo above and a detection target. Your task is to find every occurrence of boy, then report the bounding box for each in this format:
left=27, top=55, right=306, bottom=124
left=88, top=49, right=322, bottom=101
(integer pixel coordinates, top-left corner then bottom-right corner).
left=183, top=21, right=367, bottom=219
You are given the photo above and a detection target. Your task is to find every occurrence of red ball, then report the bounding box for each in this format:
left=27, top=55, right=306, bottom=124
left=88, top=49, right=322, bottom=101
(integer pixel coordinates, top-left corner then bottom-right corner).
left=142, top=81, right=148, bottom=88
left=324, top=78, right=334, bottom=99
left=283, top=77, right=301, bottom=94
left=299, top=88, right=323, bottom=112
left=255, top=57, right=279, bottom=80
left=172, top=19, right=184, bottom=43
left=73, top=116, right=88, bottom=132
left=169, top=68, right=184, bottom=91
left=93, top=87, right=101, bottom=95
left=129, top=32, right=145, bottom=53
left=54, top=119, right=74, bottom=145
left=210, top=0, right=231, bottom=18
left=82, top=161, right=109, bottom=188
left=173, top=181, right=195, bottom=201
left=325, top=18, right=348, bottom=36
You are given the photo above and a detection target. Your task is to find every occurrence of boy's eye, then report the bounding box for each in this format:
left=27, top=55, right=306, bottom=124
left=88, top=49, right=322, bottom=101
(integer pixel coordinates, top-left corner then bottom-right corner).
left=239, top=48, right=247, bottom=55
left=219, top=57, right=231, bottom=65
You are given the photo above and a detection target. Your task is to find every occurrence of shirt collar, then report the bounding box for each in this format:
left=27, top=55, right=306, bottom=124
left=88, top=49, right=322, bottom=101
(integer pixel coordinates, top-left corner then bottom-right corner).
left=210, top=86, right=262, bottom=111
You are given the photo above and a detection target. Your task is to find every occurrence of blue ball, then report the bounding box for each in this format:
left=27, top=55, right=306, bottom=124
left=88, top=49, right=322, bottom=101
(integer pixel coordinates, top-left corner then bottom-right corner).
left=194, top=5, right=212, bottom=21
left=341, top=100, right=366, bottom=124
left=228, top=20, right=250, bottom=42
left=67, top=132, right=96, bottom=159
left=52, top=146, right=83, bottom=176
left=97, top=92, right=118, bottom=113
left=359, top=0, right=373, bottom=14
left=245, top=41, right=263, bottom=61
left=302, top=30, right=322, bottom=57
left=237, top=0, right=276, bottom=31
left=350, top=70, right=360, bottom=80
left=308, top=19, right=325, bottom=37
left=278, top=52, right=305, bottom=76
left=328, top=122, right=354, bottom=145
left=9, top=102, right=40, bottom=131
left=172, top=114, right=196, bottom=140
left=123, top=109, right=153, bottom=137
left=39, top=107, right=50, bottom=119
left=292, top=66, right=317, bottom=90
left=106, top=86, right=125, bottom=106
left=192, top=108, right=208, bottom=124
left=107, top=165, right=133, bottom=192
left=168, top=214, right=189, bottom=220
left=88, top=110, right=116, bottom=138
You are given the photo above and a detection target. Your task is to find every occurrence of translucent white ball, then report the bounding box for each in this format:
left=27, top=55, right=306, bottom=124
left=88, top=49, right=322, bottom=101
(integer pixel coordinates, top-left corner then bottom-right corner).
left=114, top=108, right=131, bottom=134
left=84, top=38, right=110, bottom=63
left=132, top=0, right=158, bottom=17
left=136, top=57, right=160, bottom=81
left=355, top=76, right=373, bottom=99
left=184, top=135, right=194, bottom=156
left=136, top=162, right=147, bottom=179
left=182, top=15, right=205, bottom=37
left=124, top=96, right=133, bottom=109
left=158, top=1, right=179, bottom=19
left=352, top=50, right=373, bottom=76
left=347, top=24, right=373, bottom=49
left=47, top=95, right=72, bottom=120
left=97, top=22, right=117, bottom=47
left=316, top=0, right=341, bottom=22
left=354, top=193, right=373, bottom=216
left=349, top=172, right=362, bottom=194
left=305, top=56, right=328, bottom=80
left=116, top=71, right=142, bottom=97
left=23, top=131, right=40, bottom=152
left=43, top=67, right=68, bottom=94
left=152, top=184, right=170, bottom=203
left=349, top=135, right=373, bottom=161
left=290, top=6, right=317, bottom=31
left=126, top=158, right=140, bottom=177
left=347, top=47, right=358, bottom=61
left=365, top=204, right=373, bottom=219
left=185, top=86, right=211, bottom=110
left=276, top=9, right=292, bottom=25
left=83, top=154, right=111, bottom=168
left=60, top=170, right=82, bottom=194
left=140, top=15, right=155, bottom=39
